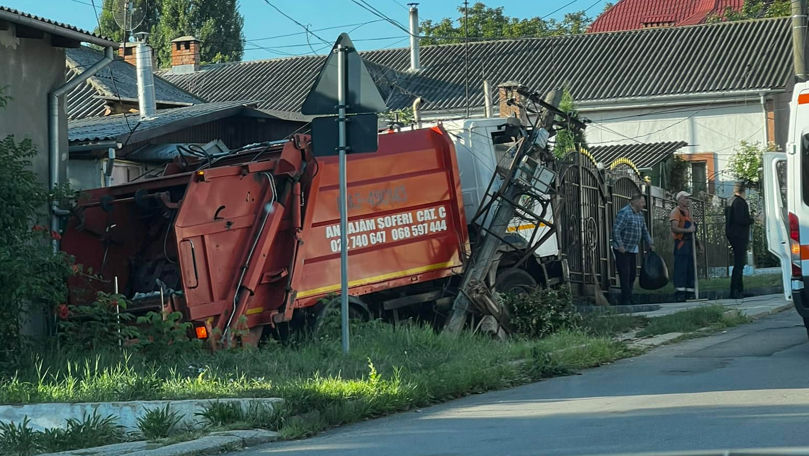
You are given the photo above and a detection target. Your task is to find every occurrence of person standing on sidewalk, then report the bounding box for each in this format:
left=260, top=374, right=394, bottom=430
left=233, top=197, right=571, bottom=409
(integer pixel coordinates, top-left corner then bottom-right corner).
left=670, top=191, right=697, bottom=302
left=726, top=182, right=754, bottom=299
left=611, top=193, right=654, bottom=306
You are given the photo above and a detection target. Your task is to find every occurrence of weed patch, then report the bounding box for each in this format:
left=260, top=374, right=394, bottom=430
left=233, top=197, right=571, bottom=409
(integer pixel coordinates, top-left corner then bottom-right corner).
left=637, top=305, right=750, bottom=337
left=137, top=404, right=182, bottom=440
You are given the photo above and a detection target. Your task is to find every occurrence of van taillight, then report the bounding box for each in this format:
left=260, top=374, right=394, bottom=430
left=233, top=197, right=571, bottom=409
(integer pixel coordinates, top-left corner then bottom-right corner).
left=789, top=212, right=801, bottom=277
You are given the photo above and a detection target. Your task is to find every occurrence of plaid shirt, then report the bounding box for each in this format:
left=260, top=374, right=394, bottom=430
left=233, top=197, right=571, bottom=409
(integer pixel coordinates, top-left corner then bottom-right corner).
left=612, top=204, right=652, bottom=253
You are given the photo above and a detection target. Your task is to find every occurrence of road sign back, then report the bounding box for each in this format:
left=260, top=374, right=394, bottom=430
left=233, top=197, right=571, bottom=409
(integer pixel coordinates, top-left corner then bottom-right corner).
left=301, top=33, right=387, bottom=115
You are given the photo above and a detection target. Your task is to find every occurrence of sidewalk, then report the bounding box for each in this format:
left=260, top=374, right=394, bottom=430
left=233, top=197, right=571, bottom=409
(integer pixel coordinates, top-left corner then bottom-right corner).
left=619, top=293, right=793, bottom=350
left=631, top=293, right=793, bottom=319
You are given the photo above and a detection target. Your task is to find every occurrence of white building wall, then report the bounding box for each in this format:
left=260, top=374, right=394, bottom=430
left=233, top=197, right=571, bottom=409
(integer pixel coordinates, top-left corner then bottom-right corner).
left=580, top=100, right=770, bottom=197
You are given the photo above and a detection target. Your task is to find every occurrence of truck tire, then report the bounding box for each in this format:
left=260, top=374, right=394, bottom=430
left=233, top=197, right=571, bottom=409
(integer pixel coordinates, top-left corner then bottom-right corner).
left=495, top=268, right=537, bottom=295
left=313, top=296, right=369, bottom=337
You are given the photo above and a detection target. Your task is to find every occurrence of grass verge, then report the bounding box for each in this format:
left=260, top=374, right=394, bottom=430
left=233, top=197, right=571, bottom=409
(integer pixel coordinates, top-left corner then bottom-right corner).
left=636, top=305, right=750, bottom=338
left=0, top=320, right=630, bottom=447
left=0, top=304, right=754, bottom=453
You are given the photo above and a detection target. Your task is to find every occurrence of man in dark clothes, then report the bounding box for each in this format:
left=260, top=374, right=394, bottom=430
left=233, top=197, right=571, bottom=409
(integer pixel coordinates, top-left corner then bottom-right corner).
left=726, top=183, right=754, bottom=299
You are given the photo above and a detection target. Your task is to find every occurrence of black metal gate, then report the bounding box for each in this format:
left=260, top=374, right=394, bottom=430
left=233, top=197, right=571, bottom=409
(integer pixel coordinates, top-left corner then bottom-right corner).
left=558, top=151, right=611, bottom=293
left=556, top=152, right=646, bottom=295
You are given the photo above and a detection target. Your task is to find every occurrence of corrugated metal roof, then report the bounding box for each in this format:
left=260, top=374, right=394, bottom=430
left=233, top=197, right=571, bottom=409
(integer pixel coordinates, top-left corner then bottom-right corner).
left=65, top=46, right=202, bottom=120
left=159, top=17, right=794, bottom=116
left=0, top=6, right=117, bottom=47
left=590, top=141, right=688, bottom=169
left=68, top=101, right=264, bottom=144
left=588, top=0, right=744, bottom=33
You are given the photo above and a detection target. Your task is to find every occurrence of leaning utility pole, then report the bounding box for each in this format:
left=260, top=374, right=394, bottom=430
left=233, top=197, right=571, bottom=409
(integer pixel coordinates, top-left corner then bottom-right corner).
left=444, top=89, right=562, bottom=333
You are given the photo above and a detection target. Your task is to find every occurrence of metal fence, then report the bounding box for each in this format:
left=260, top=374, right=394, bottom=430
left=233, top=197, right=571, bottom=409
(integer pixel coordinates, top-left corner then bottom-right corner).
left=648, top=191, right=730, bottom=279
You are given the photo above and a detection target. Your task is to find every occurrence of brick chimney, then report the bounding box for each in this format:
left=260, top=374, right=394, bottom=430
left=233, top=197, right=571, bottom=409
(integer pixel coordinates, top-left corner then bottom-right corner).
left=171, top=36, right=200, bottom=74
left=118, top=42, right=137, bottom=66
left=497, top=81, right=528, bottom=124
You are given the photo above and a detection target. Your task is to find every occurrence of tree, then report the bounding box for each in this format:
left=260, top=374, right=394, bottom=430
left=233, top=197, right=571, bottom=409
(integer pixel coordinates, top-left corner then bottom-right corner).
left=707, top=0, right=790, bottom=22
left=727, top=140, right=769, bottom=190
left=420, top=2, right=593, bottom=46
left=95, top=0, right=244, bottom=68
left=95, top=0, right=161, bottom=44
left=552, top=89, right=587, bottom=158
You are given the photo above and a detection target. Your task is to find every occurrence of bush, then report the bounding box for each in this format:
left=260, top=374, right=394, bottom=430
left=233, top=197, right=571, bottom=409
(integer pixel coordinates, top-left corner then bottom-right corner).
left=0, top=135, right=73, bottom=370
left=58, top=292, right=138, bottom=352
left=132, top=311, right=202, bottom=360
left=502, top=286, right=581, bottom=338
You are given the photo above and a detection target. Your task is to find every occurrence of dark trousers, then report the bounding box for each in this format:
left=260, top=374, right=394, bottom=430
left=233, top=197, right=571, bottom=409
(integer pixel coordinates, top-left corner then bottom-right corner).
left=729, top=236, right=748, bottom=297
left=673, top=240, right=695, bottom=293
left=613, top=249, right=636, bottom=305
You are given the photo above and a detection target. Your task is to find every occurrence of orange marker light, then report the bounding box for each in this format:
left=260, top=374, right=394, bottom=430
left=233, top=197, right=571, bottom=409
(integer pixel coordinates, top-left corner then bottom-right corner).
left=195, top=325, right=208, bottom=339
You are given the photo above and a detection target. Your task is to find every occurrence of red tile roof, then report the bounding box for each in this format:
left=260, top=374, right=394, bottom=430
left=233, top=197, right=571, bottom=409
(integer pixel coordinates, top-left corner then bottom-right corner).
left=588, top=0, right=744, bottom=33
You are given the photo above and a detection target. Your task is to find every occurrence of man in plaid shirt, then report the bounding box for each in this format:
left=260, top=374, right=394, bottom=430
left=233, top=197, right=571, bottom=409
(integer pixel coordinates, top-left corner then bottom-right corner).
left=612, top=193, right=654, bottom=305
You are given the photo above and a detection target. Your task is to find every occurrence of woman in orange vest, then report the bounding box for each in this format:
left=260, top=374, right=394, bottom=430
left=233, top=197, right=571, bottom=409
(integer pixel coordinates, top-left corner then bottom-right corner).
left=670, top=191, right=697, bottom=302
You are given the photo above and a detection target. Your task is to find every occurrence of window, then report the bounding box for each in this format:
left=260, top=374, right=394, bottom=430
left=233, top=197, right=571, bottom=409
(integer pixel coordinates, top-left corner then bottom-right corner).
left=691, top=161, right=707, bottom=195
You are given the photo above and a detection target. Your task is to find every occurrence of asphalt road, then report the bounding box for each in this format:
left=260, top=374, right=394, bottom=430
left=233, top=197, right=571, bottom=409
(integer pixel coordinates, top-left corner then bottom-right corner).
left=231, top=310, right=809, bottom=456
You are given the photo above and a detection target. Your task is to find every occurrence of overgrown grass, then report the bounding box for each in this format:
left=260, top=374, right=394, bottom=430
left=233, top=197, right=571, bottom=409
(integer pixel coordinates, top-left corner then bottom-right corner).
left=579, top=311, right=649, bottom=338
left=637, top=305, right=750, bottom=337
left=0, top=320, right=628, bottom=443
left=0, top=411, right=125, bottom=456
left=0, top=304, right=755, bottom=449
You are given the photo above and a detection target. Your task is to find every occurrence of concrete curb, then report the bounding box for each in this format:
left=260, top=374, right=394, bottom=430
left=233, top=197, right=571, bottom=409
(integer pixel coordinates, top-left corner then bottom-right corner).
left=0, top=398, right=283, bottom=433
left=39, top=429, right=280, bottom=456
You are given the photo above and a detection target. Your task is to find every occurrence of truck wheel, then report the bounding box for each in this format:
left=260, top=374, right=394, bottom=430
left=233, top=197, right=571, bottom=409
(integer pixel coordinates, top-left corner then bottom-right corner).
left=495, top=268, right=537, bottom=295
left=803, top=317, right=809, bottom=340
left=313, top=296, right=369, bottom=337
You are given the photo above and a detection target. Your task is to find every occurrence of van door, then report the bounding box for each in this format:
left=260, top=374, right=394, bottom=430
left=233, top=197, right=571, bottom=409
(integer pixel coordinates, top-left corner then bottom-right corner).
left=763, top=152, right=792, bottom=300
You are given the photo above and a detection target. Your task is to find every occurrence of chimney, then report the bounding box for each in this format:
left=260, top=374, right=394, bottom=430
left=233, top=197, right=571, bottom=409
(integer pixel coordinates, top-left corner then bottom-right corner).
left=135, top=33, right=157, bottom=119
left=497, top=81, right=528, bottom=124
left=793, top=0, right=807, bottom=81
left=171, top=36, right=200, bottom=74
left=118, top=42, right=137, bottom=66
left=408, top=3, right=420, bottom=72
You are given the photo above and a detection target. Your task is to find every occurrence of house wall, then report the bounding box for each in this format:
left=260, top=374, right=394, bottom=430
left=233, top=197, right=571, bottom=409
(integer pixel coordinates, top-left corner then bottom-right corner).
left=580, top=99, right=772, bottom=197
left=0, top=26, right=68, bottom=185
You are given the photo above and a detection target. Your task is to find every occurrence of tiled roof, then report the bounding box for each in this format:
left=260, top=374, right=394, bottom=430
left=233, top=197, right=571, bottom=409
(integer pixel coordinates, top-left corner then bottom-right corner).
left=0, top=6, right=116, bottom=47
left=66, top=46, right=202, bottom=120
left=590, top=141, right=689, bottom=169
left=68, top=101, right=264, bottom=144
left=159, top=17, right=794, bottom=116
left=588, top=0, right=744, bottom=33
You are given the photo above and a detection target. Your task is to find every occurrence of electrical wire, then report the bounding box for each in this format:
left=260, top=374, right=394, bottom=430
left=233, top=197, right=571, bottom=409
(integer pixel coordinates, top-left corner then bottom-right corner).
left=260, top=0, right=331, bottom=45
left=350, top=0, right=412, bottom=35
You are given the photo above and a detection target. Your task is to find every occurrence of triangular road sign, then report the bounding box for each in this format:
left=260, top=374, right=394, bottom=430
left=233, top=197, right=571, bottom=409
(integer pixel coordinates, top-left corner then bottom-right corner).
left=301, top=33, right=387, bottom=115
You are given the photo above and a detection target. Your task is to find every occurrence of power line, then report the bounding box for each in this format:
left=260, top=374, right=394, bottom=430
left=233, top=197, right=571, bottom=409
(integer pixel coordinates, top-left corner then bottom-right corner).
left=260, top=0, right=331, bottom=45
left=350, top=0, right=412, bottom=35
left=246, top=19, right=385, bottom=42
left=541, top=0, right=580, bottom=19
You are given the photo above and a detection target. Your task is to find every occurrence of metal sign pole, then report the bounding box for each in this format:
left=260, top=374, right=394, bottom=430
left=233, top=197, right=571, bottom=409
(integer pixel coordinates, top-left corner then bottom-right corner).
left=337, top=43, right=350, bottom=353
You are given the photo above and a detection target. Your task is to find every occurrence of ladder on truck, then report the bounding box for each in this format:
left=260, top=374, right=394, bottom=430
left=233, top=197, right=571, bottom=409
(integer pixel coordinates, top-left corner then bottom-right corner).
left=444, top=88, right=585, bottom=335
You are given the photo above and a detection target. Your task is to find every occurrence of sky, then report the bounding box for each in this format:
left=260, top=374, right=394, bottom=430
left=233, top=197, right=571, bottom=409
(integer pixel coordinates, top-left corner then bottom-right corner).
left=1, top=0, right=611, bottom=61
